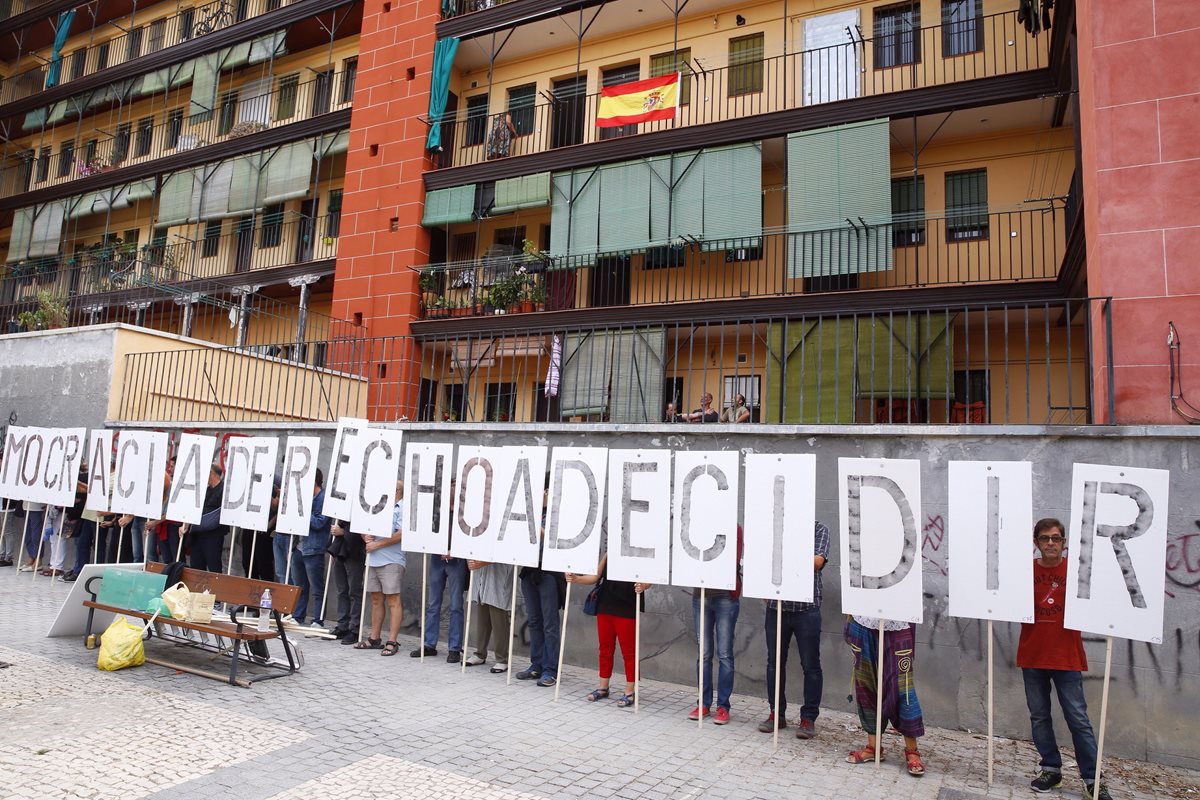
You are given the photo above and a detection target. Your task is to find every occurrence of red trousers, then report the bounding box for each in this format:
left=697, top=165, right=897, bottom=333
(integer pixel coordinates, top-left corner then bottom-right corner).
left=597, top=613, right=637, bottom=681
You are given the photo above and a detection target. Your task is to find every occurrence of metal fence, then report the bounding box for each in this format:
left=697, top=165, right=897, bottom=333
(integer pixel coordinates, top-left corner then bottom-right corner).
left=418, top=209, right=1064, bottom=317
left=437, top=10, right=1047, bottom=169
left=112, top=297, right=1114, bottom=426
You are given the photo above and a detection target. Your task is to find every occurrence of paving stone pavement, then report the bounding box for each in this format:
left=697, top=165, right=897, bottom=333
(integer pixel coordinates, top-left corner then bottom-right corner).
left=0, top=569, right=1196, bottom=800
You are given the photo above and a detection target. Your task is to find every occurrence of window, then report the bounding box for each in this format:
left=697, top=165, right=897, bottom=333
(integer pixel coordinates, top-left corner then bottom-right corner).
left=201, top=219, right=223, bottom=257
left=126, top=26, right=144, bottom=61
left=943, top=0, right=982, bottom=56
left=444, top=384, right=468, bottom=421
left=485, top=382, right=517, bottom=422
left=600, top=65, right=639, bottom=139
left=326, top=189, right=343, bottom=238
left=650, top=48, right=691, bottom=106
left=166, top=108, right=184, bottom=148
left=946, top=169, right=988, bottom=240
left=84, top=138, right=98, bottom=164
left=147, top=18, right=166, bottom=53
left=275, top=74, right=299, bottom=119
left=464, top=94, right=488, bottom=146
left=266, top=0, right=283, bottom=9
left=69, top=49, right=86, bottom=81
left=96, top=42, right=110, bottom=71
left=507, top=83, right=536, bottom=136
left=874, top=2, right=921, bottom=68
left=135, top=116, right=154, bottom=156
left=217, top=91, right=238, bottom=135
left=311, top=69, right=334, bottom=115
left=728, top=33, right=764, bottom=96
left=891, top=175, right=926, bottom=246
left=494, top=226, right=525, bottom=251
left=57, top=141, right=75, bottom=177
left=179, top=8, right=195, bottom=42
left=259, top=203, right=284, bottom=248
left=234, top=0, right=249, bottom=21
left=112, top=123, right=131, bottom=164
left=36, top=147, right=50, bottom=181
left=952, top=369, right=989, bottom=422
left=340, top=57, right=357, bottom=104
left=722, top=375, right=760, bottom=422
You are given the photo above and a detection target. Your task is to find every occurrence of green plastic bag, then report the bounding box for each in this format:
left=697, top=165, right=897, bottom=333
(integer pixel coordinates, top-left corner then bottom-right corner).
left=143, top=597, right=172, bottom=618
left=97, top=616, right=146, bottom=671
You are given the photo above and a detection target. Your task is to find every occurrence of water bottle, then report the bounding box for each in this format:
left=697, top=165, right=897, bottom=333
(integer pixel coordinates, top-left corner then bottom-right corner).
left=258, top=588, right=272, bottom=632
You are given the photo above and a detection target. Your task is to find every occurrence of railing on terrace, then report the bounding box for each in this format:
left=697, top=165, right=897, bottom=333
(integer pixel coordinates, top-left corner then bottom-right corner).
left=2, top=71, right=351, bottom=198
left=0, top=0, right=60, bottom=23
left=440, top=0, right=516, bottom=21
left=437, top=10, right=1046, bottom=170
left=0, top=0, right=299, bottom=106
left=417, top=209, right=1064, bottom=318
left=0, top=249, right=353, bottom=346
left=113, top=298, right=1115, bottom=425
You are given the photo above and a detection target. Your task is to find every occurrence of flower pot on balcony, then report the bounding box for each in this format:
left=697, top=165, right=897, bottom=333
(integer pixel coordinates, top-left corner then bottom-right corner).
left=508, top=304, right=520, bottom=314
left=519, top=300, right=534, bottom=313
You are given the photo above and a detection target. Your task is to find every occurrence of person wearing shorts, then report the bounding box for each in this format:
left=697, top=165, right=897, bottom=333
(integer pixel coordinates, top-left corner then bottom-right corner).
left=357, top=481, right=406, bottom=656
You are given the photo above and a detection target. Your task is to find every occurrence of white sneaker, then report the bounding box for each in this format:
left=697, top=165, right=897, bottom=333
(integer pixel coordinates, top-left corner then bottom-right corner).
left=281, top=614, right=296, bottom=624
left=308, top=622, right=325, bottom=629
left=17, top=564, right=33, bottom=572
left=490, top=662, right=508, bottom=674
left=465, top=654, right=486, bottom=667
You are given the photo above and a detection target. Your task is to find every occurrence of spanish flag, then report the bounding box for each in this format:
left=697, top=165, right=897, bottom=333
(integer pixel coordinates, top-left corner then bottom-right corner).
left=596, top=73, right=680, bottom=128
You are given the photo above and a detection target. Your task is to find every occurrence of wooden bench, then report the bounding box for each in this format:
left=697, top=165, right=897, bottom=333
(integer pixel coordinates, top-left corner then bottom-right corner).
left=82, top=562, right=302, bottom=687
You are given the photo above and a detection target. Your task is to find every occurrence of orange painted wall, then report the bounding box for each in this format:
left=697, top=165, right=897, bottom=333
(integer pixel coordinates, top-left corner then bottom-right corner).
left=1077, top=0, right=1200, bottom=424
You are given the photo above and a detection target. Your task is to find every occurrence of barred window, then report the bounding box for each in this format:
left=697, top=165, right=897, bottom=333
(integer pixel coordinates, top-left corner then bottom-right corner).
left=946, top=169, right=988, bottom=241
left=874, top=2, right=921, bottom=68
left=650, top=48, right=691, bottom=105
left=728, top=33, right=764, bottom=96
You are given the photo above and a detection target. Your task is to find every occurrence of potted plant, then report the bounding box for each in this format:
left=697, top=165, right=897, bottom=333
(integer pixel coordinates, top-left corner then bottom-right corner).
left=37, top=291, right=69, bottom=328
left=226, top=120, right=268, bottom=139
left=76, top=156, right=111, bottom=177
left=529, top=280, right=547, bottom=312
left=488, top=275, right=518, bottom=313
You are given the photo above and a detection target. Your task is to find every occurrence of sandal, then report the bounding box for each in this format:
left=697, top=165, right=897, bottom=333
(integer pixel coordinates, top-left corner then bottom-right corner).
left=585, top=688, right=610, bottom=702
left=354, top=638, right=382, bottom=650
left=904, top=749, right=926, bottom=777
left=380, top=641, right=400, bottom=656
left=615, top=693, right=635, bottom=708
left=846, top=745, right=883, bottom=764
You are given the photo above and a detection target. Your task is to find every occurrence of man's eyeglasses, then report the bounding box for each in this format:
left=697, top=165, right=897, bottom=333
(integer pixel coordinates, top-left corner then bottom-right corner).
left=1036, top=535, right=1065, bottom=544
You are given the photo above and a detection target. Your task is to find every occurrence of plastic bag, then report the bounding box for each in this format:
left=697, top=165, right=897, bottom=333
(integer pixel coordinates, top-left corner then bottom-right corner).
left=97, top=616, right=146, bottom=671
left=144, top=597, right=173, bottom=618
left=161, top=582, right=191, bottom=619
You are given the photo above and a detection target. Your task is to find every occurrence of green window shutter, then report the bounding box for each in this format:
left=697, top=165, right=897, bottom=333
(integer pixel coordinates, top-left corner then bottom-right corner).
left=47, top=101, right=70, bottom=125
left=492, top=172, right=551, bottom=214
left=548, top=169, right=600, bottom=256
left=559, top=331, right=612, bottom=418
left=647, top=155, right=673, bottom=244
left=669, top=151, right=705, bottom=241
left=23, top=107, right=47, bottom=131
left=856, top=312, right=954, bottom=398
left=421, top=185, right=476, bottom=226
left=701, top=142, right=761, bottom=249
left=28, top=202, right=65, bottom=259
left=608, top=328, right=665, bottom=422
left=597, top=162, right=651, bottom=253
left=127, top=178, right=155, bottom=202
left=7, top=207, right=34, bottom=263
left=315, top=129, right=349, bottom=159
left=549, top=172, right=572, bottom=255
left=189, top=52, right=222, bottom=121
left=264, top=140, right=315, bottom=204
left=197, top=161, right=234, bottom=220
left=248, top=31, right=286, bottom=65
left=762, top=318, right=857, bottom=423
left=228, top=152, right=268, bottom=214
left=157, top=170, right=195, bottom=227
left=787, top=119, right=893, bottom=278
left=222, top=42, right=252, bottom=71
left=67, top=191, right=99, bottom=219
left=140, top=67, right=168, bottom=95
left=169, top=60, right=195, bottom=88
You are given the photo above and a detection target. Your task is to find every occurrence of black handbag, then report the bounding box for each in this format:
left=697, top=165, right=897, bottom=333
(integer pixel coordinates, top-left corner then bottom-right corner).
left=582, top=578, right=604, bottom=616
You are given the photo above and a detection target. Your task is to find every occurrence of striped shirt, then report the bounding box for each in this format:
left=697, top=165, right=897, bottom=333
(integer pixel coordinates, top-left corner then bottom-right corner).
left=767, top=520, right=831, bottom=612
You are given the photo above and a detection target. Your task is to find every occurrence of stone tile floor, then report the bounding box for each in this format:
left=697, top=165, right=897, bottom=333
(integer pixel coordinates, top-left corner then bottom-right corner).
left=0, top=569, right=1197, bottom=800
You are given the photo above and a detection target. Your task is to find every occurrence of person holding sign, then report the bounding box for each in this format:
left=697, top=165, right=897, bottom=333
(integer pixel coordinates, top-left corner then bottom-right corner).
left=758, top=520, right=830, bottom=738
left=411, top=479, right=469, bottom=664
left=294, top=470, right=332, bottom=628
left=688, top=525, right=743, bottom=725
left=328, top=517, right=366, bottom=645
left=357, top=481, right=407, bottom=655
left=1018, top=518, right=1111, bottom=800
left=567, top=553, right=648, bottom=708
left=179, top=464, right=227, bottom=571
left=517, top=481, right=566, bottom=688
left=844, top=614, right=926, bottom=776
left=465, top=560, right=514, bottom=673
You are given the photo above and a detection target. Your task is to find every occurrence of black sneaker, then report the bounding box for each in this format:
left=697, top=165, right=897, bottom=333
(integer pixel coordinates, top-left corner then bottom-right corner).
left=340, top=633, right=358, bottom=645
left=446, top=650, right=462, bottom=664
left=60, top=571, right=78, bottom=583
left=410, top=645, right=437, bottom=658
left=1085, top=783, right=1113, bottom=800
left=1031, top=771, right=1063, bottom=793
left=516, top=667, right=542, bottom=681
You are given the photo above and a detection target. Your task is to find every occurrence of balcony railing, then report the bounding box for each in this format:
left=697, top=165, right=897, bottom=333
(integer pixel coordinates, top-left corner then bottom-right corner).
left=417, top=209, right=1064, bottom=318
left=436, top=10, right=1046, bottom=169
left=0, top=0, right=299, bottom=105
left=110, top=297, right=1112, bottom=425
left=2, top=70, right=351, bottom=198
left=0, top=0, right=60, bottom=23
left=440, top=0, right=517, bottom=21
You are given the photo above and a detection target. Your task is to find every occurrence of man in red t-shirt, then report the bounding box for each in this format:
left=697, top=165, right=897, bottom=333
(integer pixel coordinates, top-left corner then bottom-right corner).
left=1016, top=518, right=1111, bottom=800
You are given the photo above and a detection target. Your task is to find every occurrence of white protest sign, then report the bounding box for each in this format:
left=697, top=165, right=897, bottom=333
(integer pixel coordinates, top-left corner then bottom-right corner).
left=451, top=446, right=503, bottom=560
left=541, top=447, right=609, bottom=574
left=606, top=449, right=671, bottom=584
left=276, top=436, right=320, bottom=536
left=323, top=417, right=369, bottom=519
left=490, top=445, right=549, bottom=568
left=948, top=461, right=1035, bottom=623
left=41, top=427, right=86, bottom=507
left=1065, top=463, right=1169, bottom=643
left=220, top=436, right=279, bottom=530
left=85, top=429, right=116, bottom=512
left=403, top=442, right=455, bottom=554
left=165, top=433, right=217, bottom=524
left=0, top=426, right=52, bottom=503
left=350, top=427, right=403, bottom=536
left=742, top=453, right=817, bottom=602
left=110, top=430, right=170, bottom=518
left=838, top=457, right=923, bottom=624
left=670, top=450, right=740, bottom=590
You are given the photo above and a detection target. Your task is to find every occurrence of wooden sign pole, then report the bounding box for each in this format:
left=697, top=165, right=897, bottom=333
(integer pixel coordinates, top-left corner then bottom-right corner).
left=554, top=583, right=571, bottom=703
left=357, top=558, right=370, bottom=642
left=225, top=526, right=239, bottom=575
left=506, top=564, right=518, bottom=685
left=1093, top=636, right=1114, bottom=800
left=773, top=604, right=783, bottom=748
left=284, top=535, right=296, bottom=584
left=319, top=552, right=334, bottom=622
left=419, top=554, right=428, bottom=663
left=634, top=598, right=641, bottom=714
left=461, top=569, right=475, bottom=674
left=697, top=587, right=706, bottom=730
left=874, top=619, right=885, bottom=768
left=987, top=619, right=995, bottom=786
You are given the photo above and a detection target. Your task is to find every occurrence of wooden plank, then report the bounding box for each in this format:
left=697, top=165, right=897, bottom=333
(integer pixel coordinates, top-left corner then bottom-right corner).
left=146, top=562, right=301, bottom=614
left=83, top=600, right=277, bottom=641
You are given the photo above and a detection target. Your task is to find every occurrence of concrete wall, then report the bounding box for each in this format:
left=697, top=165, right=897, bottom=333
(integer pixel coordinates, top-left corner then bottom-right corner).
left=111, top=420, right=1200, bottom=768
left=0, top=325, right=120, bottom=431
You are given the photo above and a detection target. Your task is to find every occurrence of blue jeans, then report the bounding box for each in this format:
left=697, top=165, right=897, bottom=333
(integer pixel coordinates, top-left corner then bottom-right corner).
left=1023, top=668, right=1098, bottom=781
left=272, top=534, right=302, bottom=586
left=765, top=605, right=823, bottom=722
left=130, top=517, right=145, bottom=562
left=72, top=520, right=99, bottom=575
left=521, top=571, right=561, bottom=678
left=294, top=553, right=326, bottom=625
left=693, top=594, right=740, bottom=710
left=23, top=510, right=44, bottom=560
left=424, top=556, right=468, bottom=652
